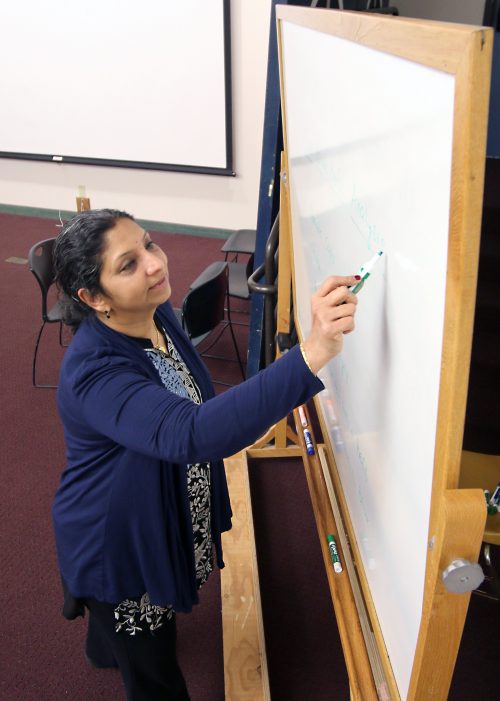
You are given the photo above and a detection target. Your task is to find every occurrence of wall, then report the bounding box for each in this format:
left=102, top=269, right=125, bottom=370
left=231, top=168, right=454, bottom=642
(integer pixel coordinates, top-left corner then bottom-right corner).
left=395, top=0, right=485, bottom=24
left=0, top=0, right=272, bottom=230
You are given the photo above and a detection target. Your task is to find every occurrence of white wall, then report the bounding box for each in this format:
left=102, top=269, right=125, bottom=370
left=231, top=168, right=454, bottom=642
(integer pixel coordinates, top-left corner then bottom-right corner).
left=0, top=0, right=272, bottom=230
left=395, top=0, right=485, bottom=25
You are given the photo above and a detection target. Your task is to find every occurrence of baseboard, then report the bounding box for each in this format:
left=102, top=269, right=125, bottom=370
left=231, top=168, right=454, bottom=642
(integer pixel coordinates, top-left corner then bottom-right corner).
left=0, top=203, right=233, bottom=239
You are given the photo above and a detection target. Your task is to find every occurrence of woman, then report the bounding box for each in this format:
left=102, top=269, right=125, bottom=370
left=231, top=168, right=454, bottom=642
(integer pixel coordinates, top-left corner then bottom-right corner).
left=52, top=208, right=359, bottom=701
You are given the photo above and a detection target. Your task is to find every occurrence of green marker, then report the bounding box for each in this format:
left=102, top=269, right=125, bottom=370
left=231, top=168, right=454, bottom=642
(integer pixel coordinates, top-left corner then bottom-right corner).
left=350, top=250, right=384, bottom=294
left=327, top=534, right=342, bottom=573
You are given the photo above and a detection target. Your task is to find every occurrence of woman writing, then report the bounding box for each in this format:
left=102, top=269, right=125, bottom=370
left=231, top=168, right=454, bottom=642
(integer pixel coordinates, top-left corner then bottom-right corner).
left=52, top=209, right=359, bottom=700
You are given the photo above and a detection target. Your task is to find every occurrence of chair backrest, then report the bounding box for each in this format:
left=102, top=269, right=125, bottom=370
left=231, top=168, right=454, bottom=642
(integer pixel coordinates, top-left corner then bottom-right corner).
left=245, top=253, right=254, bottom=281
left=28, top=238, right=57, bottom=320
left=181, top=263, right=228, bottom=340
left=226, top=253, right=254, bottom=301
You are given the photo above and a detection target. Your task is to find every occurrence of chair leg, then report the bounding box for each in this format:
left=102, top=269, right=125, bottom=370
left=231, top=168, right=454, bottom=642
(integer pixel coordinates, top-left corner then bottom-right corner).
left=190, top=297, right=246, bottom=380
left=196, top=326, right=247, bottom=373
left=59, top=321, right=70, bottom=348
left=195, top=324, right=228, bottom=355
left=225, top=302, right=245, bottom=380
left=225, top=292, right=251, bottom=324
left=32, top=320, right=57, bottom=389
left=226, top=313, right=251, bottom=327
left=227, top=323, right=245, bottom=380
left=194, top=318, right=246, bottom=383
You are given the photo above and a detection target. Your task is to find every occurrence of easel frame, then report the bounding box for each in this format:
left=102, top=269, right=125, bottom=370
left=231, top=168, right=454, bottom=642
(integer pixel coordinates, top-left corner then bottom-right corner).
left=249, top=7, right=492, bottom=700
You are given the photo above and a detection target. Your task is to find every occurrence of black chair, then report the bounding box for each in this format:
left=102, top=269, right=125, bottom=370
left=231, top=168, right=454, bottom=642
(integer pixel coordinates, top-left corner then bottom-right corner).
left=221, top=229, right=255, bottom=315
left=226, top=254, right=254, bottom=320
left=221, top=228, right=256, bottom=261
left=189, top=254, right=254, bottom=326
left=227, top=254, right=254, bottom=306
left=175, top=262, right=245, bottom=383
left=28, top=237, right=65, bottom=388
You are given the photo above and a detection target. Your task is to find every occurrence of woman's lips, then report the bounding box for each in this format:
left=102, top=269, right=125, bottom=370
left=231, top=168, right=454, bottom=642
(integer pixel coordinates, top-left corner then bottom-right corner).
left=150, top=276, right=167, bottom=290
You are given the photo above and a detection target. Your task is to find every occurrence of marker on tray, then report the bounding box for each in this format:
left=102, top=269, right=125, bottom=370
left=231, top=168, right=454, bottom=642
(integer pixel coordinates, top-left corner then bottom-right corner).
left=298, top=405, right=308, bottom=428
left=490, top=482, right=500, bottom=506
left=327, top=534, right=342, bottom=573
left=350, top=251, right=384, bottom=294
left=303, top=428, right=315, bottom=455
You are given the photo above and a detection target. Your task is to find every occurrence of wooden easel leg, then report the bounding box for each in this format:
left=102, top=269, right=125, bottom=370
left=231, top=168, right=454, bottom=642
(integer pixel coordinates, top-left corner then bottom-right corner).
left=408, top=488, right=486, bottom=699
left=247, top=416, right=302, bottom=459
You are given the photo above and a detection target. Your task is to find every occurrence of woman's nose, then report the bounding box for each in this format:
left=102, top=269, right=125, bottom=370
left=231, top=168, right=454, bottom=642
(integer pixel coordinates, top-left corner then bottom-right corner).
left=144, top=251, right=162, bottom=274
left=145, top=256, right=161, bottom=275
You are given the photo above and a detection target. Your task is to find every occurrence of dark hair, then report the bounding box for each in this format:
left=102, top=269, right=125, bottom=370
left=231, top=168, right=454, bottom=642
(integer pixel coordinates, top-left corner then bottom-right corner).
left=53, top=208, right=134, bottom=331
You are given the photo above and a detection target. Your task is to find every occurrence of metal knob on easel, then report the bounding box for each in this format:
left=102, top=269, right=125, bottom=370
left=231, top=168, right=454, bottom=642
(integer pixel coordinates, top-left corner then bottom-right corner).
left=441, top=559, right=484, bottom=593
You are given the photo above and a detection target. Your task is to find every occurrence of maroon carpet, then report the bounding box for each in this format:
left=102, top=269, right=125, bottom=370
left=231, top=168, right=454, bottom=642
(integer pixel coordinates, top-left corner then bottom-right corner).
left=248, top=456, right=350, bottom=700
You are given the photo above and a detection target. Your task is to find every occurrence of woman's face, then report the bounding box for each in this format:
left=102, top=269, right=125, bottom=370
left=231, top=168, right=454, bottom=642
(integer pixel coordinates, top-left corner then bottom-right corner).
left=84, top=217, right=171, bottom=319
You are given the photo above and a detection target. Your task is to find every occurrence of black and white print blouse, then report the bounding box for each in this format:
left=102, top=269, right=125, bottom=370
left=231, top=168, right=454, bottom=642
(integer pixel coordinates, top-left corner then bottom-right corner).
left=114, top=324, right=213, bottom=635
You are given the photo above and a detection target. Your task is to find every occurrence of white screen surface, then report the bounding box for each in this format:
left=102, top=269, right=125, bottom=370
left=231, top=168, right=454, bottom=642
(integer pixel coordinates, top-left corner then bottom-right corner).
left=0, top=1, right=232, bottom=173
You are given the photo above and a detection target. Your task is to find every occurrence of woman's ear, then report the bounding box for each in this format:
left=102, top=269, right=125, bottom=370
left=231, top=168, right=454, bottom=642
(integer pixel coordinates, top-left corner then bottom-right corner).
left=77, top=288, right=107, bottom=314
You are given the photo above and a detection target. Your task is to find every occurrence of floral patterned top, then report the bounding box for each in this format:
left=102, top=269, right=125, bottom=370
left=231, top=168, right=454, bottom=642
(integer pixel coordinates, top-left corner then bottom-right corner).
left=114, top=322, right=213, bottom=635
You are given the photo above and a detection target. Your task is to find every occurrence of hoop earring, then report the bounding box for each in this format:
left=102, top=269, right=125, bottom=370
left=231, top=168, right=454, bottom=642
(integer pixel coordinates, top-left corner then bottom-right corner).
left=104, top=310, right=111, bottom=319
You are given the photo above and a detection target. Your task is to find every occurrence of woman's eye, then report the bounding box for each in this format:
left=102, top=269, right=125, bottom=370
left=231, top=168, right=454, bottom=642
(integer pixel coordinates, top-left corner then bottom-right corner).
left=120, top=260, right=135, bottom=272
left=146, top=240, right=156, bottom=250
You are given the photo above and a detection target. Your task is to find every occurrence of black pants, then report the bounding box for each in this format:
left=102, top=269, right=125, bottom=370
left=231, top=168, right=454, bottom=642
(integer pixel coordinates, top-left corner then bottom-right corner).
left=85, top=598, right=190, bottom=701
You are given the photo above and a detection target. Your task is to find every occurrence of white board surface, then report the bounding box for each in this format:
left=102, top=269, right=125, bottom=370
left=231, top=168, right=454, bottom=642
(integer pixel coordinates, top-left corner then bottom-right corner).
left=0, top=0, right=231, bottom=173
left=281, top=21, right=455, bottom=699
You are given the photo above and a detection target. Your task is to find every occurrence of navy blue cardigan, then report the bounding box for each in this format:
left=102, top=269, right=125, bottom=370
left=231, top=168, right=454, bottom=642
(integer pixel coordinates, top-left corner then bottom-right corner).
left=53, top=302, right=323, bottom=612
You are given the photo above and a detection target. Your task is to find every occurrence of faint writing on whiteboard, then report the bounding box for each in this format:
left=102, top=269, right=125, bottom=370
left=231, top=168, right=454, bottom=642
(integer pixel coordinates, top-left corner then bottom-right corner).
left=350, top=186, right=385, bottom=253
left=314, top=155, right=345, bottom=199
left=309, top=214, right=337, bottom=266
left=330, top=358, right=352, bottom=428
left=356, top=439, right=371, bottom=525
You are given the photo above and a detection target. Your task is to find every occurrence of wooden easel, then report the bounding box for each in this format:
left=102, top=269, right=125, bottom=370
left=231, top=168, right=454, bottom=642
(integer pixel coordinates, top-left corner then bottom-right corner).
left=260, top=7, right=493, bottom=699
left=246, top=137, right=488, bottom=699
left=236, top=8, right=493, bottom=698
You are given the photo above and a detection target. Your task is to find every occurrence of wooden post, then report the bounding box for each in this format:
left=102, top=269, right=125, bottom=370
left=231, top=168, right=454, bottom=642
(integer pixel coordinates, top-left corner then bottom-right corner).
left=248, top=152, right=301, bottom=460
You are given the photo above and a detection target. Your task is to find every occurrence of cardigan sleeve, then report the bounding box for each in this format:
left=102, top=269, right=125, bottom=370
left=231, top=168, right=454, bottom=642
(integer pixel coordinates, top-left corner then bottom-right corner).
left=65, top=344, right=324, bottom=463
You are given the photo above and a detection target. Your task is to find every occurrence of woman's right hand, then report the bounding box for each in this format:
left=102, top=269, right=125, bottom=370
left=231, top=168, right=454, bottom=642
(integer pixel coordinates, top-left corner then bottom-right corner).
left=301, top=275, right=359, bottom=375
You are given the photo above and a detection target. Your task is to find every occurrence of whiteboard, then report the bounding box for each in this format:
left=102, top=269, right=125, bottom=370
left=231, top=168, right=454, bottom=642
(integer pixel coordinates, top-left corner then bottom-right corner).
left=280, top=22, right=455, bottom=700
left=0, top=0, right=232, bottom=174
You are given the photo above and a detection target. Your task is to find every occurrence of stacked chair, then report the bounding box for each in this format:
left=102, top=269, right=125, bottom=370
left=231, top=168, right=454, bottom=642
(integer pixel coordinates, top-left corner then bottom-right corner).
left=28, top=237, right=65, bottom=388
